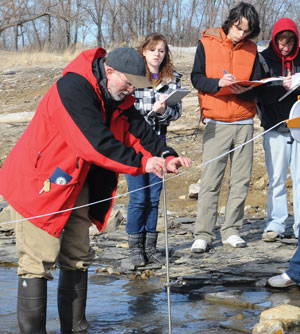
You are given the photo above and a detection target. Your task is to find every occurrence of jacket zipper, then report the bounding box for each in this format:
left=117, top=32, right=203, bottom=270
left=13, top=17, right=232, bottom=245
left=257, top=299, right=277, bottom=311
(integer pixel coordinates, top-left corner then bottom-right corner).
left=35, top=152, right=41, bottom=168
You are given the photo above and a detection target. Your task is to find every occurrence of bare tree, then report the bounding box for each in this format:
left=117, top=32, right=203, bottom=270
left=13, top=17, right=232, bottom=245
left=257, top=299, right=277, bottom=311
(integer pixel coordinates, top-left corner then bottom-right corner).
left=1, top=0, right=300, bottom=50
left=79, top=0, right=107, bottom=47
left=0, top=0, right=26, bottom=35
left=0, top=0, right=59, bottom=49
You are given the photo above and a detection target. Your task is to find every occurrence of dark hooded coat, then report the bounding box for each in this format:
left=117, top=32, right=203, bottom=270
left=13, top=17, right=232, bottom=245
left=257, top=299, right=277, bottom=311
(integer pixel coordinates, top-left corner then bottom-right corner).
left=258, top=18, right=300, bottom=130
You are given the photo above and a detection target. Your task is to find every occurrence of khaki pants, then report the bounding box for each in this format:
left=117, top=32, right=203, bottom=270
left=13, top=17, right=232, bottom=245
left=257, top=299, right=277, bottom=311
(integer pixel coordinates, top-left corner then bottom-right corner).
left=194, top=122, right=253, bottom=244
left=12, top=182, right=95, bottom=280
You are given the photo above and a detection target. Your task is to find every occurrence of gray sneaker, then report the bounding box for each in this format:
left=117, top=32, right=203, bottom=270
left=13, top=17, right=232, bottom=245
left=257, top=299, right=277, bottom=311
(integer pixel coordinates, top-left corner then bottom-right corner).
left=262, top=231, right=280, bottom=242
left=268, top=272, right=297, bottom=288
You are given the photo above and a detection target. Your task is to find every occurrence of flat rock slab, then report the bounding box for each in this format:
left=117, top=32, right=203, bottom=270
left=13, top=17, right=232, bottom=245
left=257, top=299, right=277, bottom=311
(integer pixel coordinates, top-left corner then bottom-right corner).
left=0, top=193, right=297, bottom=289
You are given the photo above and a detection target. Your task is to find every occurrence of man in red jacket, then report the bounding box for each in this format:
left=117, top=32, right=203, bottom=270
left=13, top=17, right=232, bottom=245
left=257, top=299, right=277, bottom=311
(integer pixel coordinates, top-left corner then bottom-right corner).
left=0, top=47, right=191, bottom=334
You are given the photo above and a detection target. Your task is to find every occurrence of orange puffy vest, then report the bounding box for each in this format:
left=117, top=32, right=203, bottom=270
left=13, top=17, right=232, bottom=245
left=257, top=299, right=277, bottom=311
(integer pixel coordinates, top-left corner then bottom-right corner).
left=198, top=27, right=257, bottom=122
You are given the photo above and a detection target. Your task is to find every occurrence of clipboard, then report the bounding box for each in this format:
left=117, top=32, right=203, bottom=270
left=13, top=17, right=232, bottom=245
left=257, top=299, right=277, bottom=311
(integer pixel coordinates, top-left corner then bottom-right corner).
left=163, top=88, right=191, bottom=106
left=216, top=77, right=284, bottom=96
left=278, top=82, right=300, bottom=102
left=278, top=73, right=300, bottom=102
left=147, top=88, right=191, bottom=116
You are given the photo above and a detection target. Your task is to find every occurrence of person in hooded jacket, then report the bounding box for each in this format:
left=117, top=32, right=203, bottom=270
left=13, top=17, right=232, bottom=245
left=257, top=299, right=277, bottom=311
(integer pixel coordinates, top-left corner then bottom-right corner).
left=0, top=47, right=191, bottom=334
left=257, top=18, right=300, bottom=243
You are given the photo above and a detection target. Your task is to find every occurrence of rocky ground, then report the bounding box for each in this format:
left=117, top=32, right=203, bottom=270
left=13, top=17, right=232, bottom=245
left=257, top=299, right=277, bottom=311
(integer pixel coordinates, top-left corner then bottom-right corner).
left=0, top=49, right=299, bottom=333
left=0, top=46, right=298, bottom=285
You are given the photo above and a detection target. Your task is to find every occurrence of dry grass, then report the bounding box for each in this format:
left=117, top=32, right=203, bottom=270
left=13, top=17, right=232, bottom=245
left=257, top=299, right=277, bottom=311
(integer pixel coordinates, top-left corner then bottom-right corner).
left=0, top=44, right=195, bottom=71
left=0, top=46, right=89, bottom=70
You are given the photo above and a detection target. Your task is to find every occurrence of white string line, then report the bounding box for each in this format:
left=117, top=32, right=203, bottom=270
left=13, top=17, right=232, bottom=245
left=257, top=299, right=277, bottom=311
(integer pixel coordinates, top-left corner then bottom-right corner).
left=166, top=120, right=285, bottom=181
left=0, top=120, right=285, bottom=226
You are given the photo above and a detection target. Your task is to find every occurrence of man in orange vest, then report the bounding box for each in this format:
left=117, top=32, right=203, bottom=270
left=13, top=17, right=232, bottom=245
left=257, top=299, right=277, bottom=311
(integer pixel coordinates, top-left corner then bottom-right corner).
left=191, top=2, right=261, bottom=253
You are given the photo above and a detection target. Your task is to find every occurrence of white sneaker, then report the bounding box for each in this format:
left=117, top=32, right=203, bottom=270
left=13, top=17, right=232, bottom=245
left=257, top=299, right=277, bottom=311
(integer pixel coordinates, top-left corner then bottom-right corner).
left=268, top=272, right=296, bottom=288
left=191, top=239, right=207, bottom=253
left=223, top=235, right=246, bottom=248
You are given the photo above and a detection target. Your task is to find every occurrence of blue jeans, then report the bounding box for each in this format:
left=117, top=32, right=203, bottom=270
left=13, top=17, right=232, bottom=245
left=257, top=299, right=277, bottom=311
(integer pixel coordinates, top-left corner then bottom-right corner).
left=263, top=131, right=300, bottom=237
left=287, top=228, right=300, bottom=284
left=126, top=173, right=162, bottom=234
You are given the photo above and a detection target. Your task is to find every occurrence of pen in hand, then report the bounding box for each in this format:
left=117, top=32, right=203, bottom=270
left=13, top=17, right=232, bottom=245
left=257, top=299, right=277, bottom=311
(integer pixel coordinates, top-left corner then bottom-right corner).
left=221, top=69, right=235, bottom=83
left=219, top=69, right=236, bottom=88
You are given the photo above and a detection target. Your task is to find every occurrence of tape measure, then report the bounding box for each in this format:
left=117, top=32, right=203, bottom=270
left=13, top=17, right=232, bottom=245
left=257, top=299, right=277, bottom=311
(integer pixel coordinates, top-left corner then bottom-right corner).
left=286, top=98, right=300, bottom=142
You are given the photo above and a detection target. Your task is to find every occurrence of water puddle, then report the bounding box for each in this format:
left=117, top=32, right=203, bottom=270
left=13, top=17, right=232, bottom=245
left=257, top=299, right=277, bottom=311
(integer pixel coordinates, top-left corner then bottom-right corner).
left=0, top=265, right=299, bottom=333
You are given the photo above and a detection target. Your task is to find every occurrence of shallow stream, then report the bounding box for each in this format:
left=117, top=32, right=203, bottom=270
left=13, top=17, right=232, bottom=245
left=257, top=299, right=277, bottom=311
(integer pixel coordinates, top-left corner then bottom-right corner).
left=0, top=265, right=299, bottom=334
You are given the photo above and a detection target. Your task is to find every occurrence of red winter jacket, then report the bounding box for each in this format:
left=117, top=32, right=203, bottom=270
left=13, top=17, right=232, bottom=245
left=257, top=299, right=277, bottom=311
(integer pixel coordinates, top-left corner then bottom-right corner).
left=0, top=48, right=177, bottom=237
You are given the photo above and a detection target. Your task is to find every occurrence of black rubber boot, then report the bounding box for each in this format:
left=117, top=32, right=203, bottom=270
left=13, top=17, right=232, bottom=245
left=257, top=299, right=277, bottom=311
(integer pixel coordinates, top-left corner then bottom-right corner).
left=57, top=269, right=90, bottom=333
left=128, top=233, right=146, bottom=267
left=17, top=277, right=47, bottom=334
left=145, top=232, right=165, bottom=264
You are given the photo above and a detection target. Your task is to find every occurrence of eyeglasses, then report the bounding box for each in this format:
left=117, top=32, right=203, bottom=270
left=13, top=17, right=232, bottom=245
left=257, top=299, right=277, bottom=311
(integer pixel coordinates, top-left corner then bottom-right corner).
left=115, top=71, right=134, bottom=89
